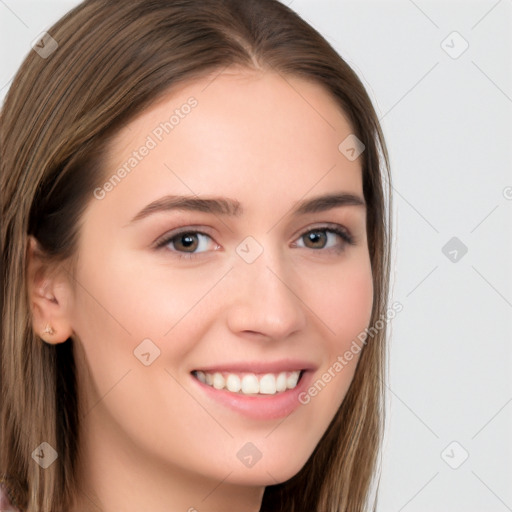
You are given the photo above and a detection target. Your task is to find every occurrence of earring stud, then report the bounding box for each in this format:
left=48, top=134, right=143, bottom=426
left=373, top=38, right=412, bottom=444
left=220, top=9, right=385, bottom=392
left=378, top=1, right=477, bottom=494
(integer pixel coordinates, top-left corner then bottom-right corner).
left=43, top=324, right=55, bottom=336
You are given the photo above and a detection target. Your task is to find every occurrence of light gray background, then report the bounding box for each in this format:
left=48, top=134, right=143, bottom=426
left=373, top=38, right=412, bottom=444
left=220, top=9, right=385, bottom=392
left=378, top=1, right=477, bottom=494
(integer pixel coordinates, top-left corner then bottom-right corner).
left=1, top=1, right=511, bottom=511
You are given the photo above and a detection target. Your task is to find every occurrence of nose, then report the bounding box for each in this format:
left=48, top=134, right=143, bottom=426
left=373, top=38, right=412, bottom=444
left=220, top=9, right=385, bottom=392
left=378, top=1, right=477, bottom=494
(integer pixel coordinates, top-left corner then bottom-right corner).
left=225, top=247, right=307, bottom=341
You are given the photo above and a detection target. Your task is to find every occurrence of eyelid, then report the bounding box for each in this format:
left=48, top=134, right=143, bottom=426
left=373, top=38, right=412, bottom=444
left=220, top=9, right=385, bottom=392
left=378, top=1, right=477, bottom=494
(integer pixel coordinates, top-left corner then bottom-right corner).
left=291, top=222, right=354, bottom=245
left=153, top=222, right=355, bottom=258
left=152, top=225, right=216, bottom=249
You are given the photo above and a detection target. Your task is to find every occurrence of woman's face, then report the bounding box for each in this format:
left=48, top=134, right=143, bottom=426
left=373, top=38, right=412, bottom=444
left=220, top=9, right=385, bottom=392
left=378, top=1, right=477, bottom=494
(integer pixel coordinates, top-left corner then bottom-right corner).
left=64, top=68, right=373, bottom=499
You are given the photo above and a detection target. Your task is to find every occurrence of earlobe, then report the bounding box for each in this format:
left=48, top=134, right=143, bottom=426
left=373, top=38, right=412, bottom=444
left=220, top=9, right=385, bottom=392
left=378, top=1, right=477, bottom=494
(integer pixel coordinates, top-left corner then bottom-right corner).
left=26, top=235, right=74, bottom=344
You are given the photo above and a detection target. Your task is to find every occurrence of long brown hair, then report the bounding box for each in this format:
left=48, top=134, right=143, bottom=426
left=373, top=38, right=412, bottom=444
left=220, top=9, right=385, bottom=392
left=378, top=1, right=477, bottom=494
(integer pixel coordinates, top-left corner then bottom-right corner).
left=0, top=1, right=392, bottom=510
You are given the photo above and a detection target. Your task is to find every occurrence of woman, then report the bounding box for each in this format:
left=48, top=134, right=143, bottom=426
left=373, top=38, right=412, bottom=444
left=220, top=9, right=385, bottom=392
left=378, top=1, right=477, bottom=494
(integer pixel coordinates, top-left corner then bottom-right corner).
left=0, top=0, right=392, bottom=510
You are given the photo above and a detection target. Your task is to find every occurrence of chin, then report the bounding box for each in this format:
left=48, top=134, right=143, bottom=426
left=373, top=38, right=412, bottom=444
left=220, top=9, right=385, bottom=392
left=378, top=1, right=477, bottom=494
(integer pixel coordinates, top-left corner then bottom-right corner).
left=224, top=450, right=312, bottom=487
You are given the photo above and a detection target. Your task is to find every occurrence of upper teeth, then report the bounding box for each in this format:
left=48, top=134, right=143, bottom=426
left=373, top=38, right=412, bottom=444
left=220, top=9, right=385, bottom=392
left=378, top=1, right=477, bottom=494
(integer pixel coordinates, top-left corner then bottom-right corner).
left=194, top=370, right=301, bottom=395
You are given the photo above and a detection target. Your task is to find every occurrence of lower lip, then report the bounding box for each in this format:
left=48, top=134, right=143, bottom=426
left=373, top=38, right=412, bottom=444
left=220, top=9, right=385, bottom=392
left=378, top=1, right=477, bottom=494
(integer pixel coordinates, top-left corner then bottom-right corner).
left=191, top=371, right=313, bottom=420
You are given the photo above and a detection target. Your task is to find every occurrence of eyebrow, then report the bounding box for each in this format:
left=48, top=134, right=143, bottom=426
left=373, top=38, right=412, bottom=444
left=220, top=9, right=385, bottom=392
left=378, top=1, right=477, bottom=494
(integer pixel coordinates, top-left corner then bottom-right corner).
left=129, top=192, right=365, bottom=224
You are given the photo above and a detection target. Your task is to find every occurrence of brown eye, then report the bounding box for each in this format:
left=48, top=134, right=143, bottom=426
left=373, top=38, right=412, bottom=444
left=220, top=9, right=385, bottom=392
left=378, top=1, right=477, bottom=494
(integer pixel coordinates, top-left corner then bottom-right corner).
left=294, top=226, right=354, bottom=252
left=156, top=230, right=218, bottom=258
left=303, top=230, right=328, bottom=249
left=172, top=233, right=200, bottom=252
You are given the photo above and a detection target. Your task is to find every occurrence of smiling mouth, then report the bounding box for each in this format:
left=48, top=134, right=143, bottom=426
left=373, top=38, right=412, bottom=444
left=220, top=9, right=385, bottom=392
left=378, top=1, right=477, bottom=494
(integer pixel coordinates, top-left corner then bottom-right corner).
left=191, top=370, right=305, bottom=396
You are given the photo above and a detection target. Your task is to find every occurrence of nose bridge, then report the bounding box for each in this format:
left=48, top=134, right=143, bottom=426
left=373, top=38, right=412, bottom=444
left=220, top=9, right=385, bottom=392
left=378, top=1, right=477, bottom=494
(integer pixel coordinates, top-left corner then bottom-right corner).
left=226, top=239, right=307, bottom=339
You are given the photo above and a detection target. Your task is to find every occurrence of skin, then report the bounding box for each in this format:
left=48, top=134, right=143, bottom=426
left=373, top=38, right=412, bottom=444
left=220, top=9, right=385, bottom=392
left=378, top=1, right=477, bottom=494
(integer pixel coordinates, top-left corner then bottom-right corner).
left=28, top=67, right=373, bottom=512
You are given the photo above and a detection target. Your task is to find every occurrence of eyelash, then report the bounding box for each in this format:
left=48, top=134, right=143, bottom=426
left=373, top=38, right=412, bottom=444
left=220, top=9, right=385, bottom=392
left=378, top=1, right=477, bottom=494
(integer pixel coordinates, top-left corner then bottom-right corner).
left=155, top=224, right=355, bottom=260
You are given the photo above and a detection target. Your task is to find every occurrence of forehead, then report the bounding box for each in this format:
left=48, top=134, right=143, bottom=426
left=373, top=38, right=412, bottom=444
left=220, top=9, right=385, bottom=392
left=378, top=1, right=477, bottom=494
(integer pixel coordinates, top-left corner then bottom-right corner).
left=95, top=69, right=363, bottom=220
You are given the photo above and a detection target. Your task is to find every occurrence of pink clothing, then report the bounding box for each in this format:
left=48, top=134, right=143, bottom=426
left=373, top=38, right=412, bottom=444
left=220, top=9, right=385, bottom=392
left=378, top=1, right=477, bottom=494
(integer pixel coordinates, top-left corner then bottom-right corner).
left=0, top=484, right=21, bottom=512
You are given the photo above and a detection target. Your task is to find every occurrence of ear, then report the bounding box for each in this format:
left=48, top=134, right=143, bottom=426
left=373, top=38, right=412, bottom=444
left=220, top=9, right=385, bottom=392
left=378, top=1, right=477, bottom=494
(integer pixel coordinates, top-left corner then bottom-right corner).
left=26, top=235, right=75, bottom=344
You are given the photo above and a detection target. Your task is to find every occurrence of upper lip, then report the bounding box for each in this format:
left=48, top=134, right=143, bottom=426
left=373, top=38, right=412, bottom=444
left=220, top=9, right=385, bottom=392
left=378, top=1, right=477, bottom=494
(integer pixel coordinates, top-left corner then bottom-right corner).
left=192, top=359, right=317, bottom=374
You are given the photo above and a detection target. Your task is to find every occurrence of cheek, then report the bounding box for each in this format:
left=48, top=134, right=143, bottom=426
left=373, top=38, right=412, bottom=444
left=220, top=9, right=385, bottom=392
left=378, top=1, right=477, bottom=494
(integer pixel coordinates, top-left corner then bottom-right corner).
left=69, top=247, right=227, bottom=411
left=303, top=254, right=374, bottom=348
left=335, top=267, right=374, bottom=342
left=73, top=245, right=224, bottom=340
left=278, top=255, right=373, bottom=432
left=293, top=254, right=373, bottom=425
